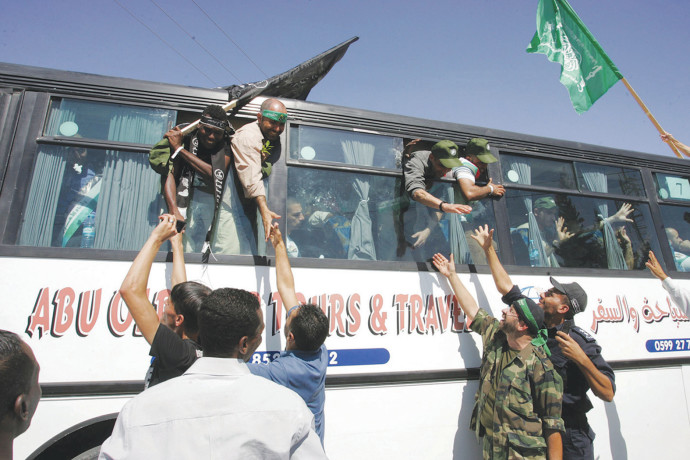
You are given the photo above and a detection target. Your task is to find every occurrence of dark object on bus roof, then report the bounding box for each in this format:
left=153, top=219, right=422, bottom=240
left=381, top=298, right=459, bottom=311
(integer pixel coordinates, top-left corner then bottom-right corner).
left=223, top=37, right=359, bottom=105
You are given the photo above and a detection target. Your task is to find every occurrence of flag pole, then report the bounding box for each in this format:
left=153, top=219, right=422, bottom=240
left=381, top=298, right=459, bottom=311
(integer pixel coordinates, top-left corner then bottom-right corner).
left=620, top=78, right=683, bottom=159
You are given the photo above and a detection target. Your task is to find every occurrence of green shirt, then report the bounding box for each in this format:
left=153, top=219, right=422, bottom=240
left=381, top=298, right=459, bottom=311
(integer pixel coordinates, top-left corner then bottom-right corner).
left=470, top=309, right=564, bottom=459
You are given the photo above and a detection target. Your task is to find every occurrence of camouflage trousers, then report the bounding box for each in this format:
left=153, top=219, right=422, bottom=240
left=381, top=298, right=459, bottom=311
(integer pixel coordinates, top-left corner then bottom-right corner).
left=481, top=435, right=547, bottom=460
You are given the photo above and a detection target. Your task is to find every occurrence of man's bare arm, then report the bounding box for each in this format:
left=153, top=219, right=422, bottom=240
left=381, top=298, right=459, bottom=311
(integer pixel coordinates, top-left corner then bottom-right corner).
left=256, top=195, right=281, bottom=242
left=470, top=225, right=513, bottom=295
left=120, top=215, right=178, bottom=345
left=432, top=253, right=479, bottom=322
left=457, top=177, right=505, bottom=201
left=269, top=224, right=299, bottom=309
left=411, top=188, right=472, bottom=214
left=170, top=232, right=187, bottom=287
left=545, top=429, right=563, bottom=460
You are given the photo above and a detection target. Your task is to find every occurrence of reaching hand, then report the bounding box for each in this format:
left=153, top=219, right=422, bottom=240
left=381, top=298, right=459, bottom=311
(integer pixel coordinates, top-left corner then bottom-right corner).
left=411, top=227, right=432, bottom=248
left=403, top=138, right=422, bottom=158
left=646, top=250, right=668, bottom=280
left=487, top=178, right=505, bottom=197
left=556, top=217, right=573, bottom=242
left=609, top=203, right=634, bottom=224
left=470, top=224, right=494, bottom=251
left=432, top=253, right=456, bottom=278
left=262, top=209, right=281, bottom=241
left=152, top=214, right=178, bottom=243
left=443, top=203, right=472, bottom=214
left=268, top=223, right=284, bottom=248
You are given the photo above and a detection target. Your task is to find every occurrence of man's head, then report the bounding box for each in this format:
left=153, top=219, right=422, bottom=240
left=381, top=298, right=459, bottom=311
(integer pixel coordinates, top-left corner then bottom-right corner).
left=257, top=99, right=288, bottom=142
left=430, top=140, right=462, bottom=177
left=286, top=197, right=305, bottom=235
left=198, top=105, right=230, bottom=150
left=533, top=196, right=558, bottom=228
left=0, top=330, right=41, bottom=439
left=539, top=277, right=588, bottom=323
left=162, top=282, right=212, bottom=339
left=284, top=304, right=329, bottom=352
left=666, top=227, right=690, bottom=253
left=501, top=297, right=544, bottom=338
left=198, top=288, right=264, bottom=360
left=464, top=138, right=497, bottom=174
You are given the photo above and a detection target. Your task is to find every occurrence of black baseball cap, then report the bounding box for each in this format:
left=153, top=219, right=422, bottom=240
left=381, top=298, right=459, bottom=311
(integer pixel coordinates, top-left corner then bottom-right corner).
left=550, top=277, right=587, bottom=315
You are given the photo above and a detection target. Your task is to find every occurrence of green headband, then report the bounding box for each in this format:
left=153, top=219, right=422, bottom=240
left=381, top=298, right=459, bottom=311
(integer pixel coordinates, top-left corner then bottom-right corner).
left=516, top=298, right=551, bottom=356
left=261, top=109, right=288, bottom=123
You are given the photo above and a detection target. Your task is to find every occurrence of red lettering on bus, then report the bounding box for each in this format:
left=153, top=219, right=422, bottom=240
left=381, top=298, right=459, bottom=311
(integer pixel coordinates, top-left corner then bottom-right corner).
left=107, top=291, right=133, bottom=337
left=26, top=288, right=51, bottom=339
left=425, top=295, right=440, bottom=334
left=346, top=294, right=361, bottom=336
left=51, top=287, right=76, bottom=337
left=76, top=289, right=101, bottom=336
left=329, top=294, right=346, bottom=336
left=394, top=294, right=408, bottom=335
left=409, top=294, right=425, bottom=334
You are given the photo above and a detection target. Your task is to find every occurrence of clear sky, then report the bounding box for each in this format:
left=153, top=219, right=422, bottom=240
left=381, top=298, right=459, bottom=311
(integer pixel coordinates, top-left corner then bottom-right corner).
left=1, top=0, right=688, bottom=158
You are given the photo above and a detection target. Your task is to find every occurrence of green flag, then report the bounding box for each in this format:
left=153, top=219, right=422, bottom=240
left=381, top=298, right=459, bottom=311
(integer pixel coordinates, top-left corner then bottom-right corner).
left=527, top=0, right=623, bottom=113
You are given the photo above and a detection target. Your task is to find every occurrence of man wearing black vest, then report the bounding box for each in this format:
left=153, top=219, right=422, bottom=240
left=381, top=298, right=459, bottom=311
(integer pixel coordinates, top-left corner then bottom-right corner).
left=150, top=104, right=232, bottom=252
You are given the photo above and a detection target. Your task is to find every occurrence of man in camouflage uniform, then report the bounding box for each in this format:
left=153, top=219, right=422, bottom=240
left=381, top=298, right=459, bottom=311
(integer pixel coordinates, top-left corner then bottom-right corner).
left=433, top=249, right=564, bottom=459
left=475, top=224, right=614, bottom=459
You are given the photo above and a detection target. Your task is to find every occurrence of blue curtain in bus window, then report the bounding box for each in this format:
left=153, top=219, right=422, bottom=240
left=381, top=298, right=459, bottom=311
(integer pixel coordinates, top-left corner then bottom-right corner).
left=579, top=165, right=628, bottom=269
left=94, top=150, right=160, bottom=250
left=447, top=186, right=472, bottom=264
left=341, top=134, right=376, bottom=260
left=18, top=150, right=67, bottom=246
left=505, top=157, right=556, bottom=267
left=107, top=106, right=173, bottom=144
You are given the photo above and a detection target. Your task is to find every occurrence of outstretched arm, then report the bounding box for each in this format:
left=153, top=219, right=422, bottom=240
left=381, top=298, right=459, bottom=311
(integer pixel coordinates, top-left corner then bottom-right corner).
left=411, top=189, right=472, bottom=215
left=170, top=232, right=186, bottom=287
left=269, top=223, right=299, bottom=309
left=470, top=225, right=513, bottom=295
left=432, top=253, right=479, bottom=322
left=120, top=215, right=178, bottom=345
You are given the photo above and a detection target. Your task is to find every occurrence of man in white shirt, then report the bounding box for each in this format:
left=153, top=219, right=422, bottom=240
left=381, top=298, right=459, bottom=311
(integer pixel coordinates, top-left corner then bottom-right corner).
left=100, top=288, right=325, bottom=460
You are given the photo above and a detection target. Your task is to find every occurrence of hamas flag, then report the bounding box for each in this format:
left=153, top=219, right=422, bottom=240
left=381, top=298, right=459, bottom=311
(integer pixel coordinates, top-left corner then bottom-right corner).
left=527, top=0, right=623, bottom=113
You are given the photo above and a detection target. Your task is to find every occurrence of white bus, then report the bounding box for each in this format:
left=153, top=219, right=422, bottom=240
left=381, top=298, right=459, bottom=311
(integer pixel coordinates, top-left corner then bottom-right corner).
left=1, top=61, right=689, bottom=459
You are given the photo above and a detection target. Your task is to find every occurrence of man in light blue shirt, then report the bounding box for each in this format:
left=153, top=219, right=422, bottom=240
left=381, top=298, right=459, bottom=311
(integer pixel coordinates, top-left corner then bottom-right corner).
left=247, top=224, right=329, bottom=444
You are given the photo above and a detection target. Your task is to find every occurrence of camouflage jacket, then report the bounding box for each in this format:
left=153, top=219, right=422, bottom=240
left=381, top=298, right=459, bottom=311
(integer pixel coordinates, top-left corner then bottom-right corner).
left=470, top=309, right=565, bottom=459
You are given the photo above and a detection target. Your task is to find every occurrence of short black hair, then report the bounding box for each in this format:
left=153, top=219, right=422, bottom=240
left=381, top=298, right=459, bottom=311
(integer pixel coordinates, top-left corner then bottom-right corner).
left=290, top=304, right=329, bottom=351
left=198, top=288, right=260, bottom=357
left=202, top=104, right=229, bottom=122
left=171, top=281, right=211, bottom=337
left=0, top=330, right=35, bottom=418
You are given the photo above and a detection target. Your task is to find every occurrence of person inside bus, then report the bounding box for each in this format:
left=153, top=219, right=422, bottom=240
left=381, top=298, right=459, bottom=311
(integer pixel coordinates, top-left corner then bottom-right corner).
left=246, top=223, right=329, bottom=444
left=100, top=287, right=326, bottom=459
left=290, top=196, right=350, bottom=259
left=431, top=252, right=565, bottom=459
left=400, top=140, right=472, bottom=260
left=449, top=137, right=504, bottom=264
left=119, top=214, right=210, bottom=388
left=0, top=330, right=41, bottom=460
left=646, top=250, right=690, bottom=315
left=472, top=225, right=615, bottom=460
left=213, top=98, right=287, bottom=256
left=52, top=144, right=102, bottom=248
left=149, top=104, right=233, bottom=253
left=512, top=196, right=572, bottom=267
left=664, top=227, right=690, bottom=272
